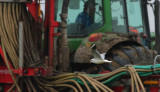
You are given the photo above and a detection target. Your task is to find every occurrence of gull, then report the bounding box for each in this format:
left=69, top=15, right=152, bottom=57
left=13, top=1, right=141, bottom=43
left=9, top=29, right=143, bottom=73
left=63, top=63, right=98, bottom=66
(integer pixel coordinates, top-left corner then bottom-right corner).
left=90, top=44, right=112, bottom=64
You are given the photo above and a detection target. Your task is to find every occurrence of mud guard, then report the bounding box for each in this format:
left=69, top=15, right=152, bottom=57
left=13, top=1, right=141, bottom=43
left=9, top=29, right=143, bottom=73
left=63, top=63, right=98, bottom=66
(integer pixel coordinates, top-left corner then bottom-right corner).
left=74, top=33, right=157, bottom=70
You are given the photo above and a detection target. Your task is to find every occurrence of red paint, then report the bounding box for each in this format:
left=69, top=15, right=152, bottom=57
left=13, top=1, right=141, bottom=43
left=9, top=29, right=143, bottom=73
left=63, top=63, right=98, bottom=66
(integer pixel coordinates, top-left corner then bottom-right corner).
left=0, top=64, right=48, bottom=83
left=0, top=46, right=13, bottom=69
left=112, top=86, right=124, bottom=92
left=89, top=33, right=102, bottom=42
left=44, top=0, right=59, bottom=67
left=159, top=79, right=160, bottom=87
left=130, top=29, right=138, bottom=34
left=99, top=70, right=110, bottom=74
left=129, top=27, right=141, bottom=42
left=44, top=0, right=49, bottom=28
left=150, top=87, right=159, bottom=92
left=49, top=0, right=55, bottom=67
left=26, top=1, right=41, bottom=22
left=4, top=84, right=16, bottom=92
left=0, top=66, right=14, bottom=83
left=141, top=75, right=160, bottom=79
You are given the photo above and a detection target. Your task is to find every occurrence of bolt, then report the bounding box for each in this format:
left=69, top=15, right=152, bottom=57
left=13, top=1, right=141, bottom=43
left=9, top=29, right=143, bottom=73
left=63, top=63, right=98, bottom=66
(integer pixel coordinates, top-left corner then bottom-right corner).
left=24, top=70, right=28, bottom=74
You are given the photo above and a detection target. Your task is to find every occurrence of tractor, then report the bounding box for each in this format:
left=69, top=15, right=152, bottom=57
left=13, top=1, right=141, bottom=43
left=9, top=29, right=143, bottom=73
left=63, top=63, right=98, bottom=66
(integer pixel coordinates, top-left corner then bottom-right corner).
left=0, top=0, right=160, bottom=91
left=64, top=0, right=158, bottom=73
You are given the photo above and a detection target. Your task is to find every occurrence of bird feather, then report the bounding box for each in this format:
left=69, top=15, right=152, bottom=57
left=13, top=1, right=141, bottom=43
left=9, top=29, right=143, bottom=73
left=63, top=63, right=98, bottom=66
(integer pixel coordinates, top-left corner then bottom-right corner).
left=90, top=44, right=112, bottom=64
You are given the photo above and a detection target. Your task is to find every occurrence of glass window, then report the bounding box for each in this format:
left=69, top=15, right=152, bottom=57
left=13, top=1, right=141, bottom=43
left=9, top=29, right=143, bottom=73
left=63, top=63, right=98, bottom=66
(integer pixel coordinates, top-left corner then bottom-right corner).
left=126, top=0, right=144, bottom=33
left=111, top=0, right=128, bottom=34
left=55, top=0, right=104, bottom=36
left=111, top=0, right=146, bottom=35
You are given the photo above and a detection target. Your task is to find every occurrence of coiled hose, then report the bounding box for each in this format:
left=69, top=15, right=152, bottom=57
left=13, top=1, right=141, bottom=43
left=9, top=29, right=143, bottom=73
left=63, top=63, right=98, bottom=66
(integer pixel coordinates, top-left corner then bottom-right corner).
left=0, top=3, right=113, bottom=92
left=0, top=3, right=44, bottom=92
left=0, top=3, right=160, bottom=92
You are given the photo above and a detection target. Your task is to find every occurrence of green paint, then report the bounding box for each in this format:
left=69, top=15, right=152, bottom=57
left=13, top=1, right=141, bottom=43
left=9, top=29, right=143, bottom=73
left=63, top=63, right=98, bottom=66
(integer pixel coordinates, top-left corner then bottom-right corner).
left=68, top=38, right=82, bottom=52
left=91, top=0, right=112, bottom=33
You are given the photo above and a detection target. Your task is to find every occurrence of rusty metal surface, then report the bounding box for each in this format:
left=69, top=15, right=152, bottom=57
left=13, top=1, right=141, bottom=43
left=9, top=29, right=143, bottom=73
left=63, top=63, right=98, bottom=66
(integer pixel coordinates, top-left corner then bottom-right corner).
left=74, top=45, right=92, bottom=63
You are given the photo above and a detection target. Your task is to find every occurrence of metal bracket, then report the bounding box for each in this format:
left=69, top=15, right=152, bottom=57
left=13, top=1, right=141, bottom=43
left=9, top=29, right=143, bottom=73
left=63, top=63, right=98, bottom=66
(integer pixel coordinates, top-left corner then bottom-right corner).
left=153, top=55, right=160, bottom=73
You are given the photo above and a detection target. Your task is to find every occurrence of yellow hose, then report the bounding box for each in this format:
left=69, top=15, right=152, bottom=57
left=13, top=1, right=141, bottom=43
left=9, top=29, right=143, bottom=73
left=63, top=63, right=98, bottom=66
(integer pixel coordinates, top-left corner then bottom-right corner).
left=0, top=2, right=152, bottom=92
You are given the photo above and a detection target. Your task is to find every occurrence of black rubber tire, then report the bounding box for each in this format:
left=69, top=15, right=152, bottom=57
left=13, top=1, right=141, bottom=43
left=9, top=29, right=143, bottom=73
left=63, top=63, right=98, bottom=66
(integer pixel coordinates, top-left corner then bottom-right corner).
left=106, top=45, right=156, bottom=70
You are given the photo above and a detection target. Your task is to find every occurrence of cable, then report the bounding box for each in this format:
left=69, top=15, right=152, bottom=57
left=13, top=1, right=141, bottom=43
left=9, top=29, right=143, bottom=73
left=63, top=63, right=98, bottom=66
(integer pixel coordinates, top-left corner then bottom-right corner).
left=153, top=55, right=160, bottom=72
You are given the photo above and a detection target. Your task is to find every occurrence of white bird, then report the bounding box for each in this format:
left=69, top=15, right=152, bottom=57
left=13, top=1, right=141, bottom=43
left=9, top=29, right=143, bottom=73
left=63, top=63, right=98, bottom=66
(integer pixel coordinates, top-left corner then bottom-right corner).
left=90, top=44, right=112, bottom=64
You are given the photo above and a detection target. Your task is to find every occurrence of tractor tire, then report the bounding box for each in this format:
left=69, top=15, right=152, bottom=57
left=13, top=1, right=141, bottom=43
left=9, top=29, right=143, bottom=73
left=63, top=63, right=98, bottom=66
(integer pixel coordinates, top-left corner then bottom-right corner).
left=106, top=44, right=157, bottom=70
left=74, top=39, right=157, bottom=73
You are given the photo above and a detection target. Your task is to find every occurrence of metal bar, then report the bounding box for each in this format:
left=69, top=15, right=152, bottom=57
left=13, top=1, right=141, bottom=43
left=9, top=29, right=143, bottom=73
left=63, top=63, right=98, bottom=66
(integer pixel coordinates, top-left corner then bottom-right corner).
left=44, top=0, right=49, bottom=56
left=124, top=0, right=130, bottom=33
left=58, top=0, right=70, bottom=71
left=142, top=0, right=151, bottom=48
left=155, top=0, right=160, bottom=54
left=0, top=0, right=30, bottom=2
left=47, top=0, right=55, bottom=67
left=12, top=68, right=47, bottom=76
left=19, top=22, right=24, bottom=69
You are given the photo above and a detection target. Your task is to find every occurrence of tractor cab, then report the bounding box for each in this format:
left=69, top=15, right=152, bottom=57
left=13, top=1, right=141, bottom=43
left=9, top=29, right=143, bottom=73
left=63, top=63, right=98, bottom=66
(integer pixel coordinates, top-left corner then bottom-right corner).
left=54, top=0, right=151, bottom=51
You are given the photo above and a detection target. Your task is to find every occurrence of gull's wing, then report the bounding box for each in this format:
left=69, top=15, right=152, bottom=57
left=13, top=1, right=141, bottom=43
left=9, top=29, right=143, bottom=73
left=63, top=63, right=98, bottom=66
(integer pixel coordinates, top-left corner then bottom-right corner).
left=100, top=53, right=106, bottom=60
left=90, top=58, right=112, bottom=64
left=103, top=59, right=112, bottom=63
left=91, top=44, right=103, bottom=60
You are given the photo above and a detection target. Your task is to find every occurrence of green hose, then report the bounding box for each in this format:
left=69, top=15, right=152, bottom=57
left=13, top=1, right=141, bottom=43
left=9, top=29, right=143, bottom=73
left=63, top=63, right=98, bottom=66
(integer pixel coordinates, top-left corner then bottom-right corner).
left=133, top=64, right=160, bottom=69
left=71, top=65, right=160, bottom=87
left=102, top=72, right=127, bottom=85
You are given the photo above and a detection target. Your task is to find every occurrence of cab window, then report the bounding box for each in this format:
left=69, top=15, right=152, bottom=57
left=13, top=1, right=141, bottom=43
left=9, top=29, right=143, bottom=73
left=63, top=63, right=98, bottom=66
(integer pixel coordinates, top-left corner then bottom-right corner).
left=111, top=0, right=145, bottom=34
left=126, top=0, right=144, bottom=34
left=55, top=0, right=104, bottom=37
left=111, top=0, right=128, bottom=34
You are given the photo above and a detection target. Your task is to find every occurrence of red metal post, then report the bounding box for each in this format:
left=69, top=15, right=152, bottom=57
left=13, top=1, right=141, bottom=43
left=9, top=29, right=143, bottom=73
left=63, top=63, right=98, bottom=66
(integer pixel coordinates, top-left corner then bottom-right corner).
left=44, top=0, right=49, bottom=28
left=48, top=0, right=55, bottom=67
left=45, top=0, right=59, bottom=67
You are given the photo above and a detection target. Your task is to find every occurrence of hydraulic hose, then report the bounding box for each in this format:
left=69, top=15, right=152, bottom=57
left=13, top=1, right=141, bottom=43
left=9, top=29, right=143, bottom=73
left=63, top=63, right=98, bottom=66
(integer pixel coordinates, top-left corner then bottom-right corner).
left=0, top=3, right=44, bottom=91
left=1, top=2, right=160, bottom=92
